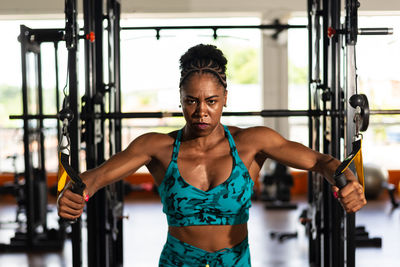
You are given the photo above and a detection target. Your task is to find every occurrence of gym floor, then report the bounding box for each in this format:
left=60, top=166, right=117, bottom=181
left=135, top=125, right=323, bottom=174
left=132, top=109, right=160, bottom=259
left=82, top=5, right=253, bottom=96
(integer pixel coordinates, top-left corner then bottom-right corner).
left=0, top=195, right=399, bottom=267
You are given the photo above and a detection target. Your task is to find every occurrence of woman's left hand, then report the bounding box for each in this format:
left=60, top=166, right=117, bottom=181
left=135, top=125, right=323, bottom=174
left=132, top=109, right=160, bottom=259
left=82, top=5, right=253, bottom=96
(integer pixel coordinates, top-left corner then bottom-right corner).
left=332, top=181, right=367, bottom=213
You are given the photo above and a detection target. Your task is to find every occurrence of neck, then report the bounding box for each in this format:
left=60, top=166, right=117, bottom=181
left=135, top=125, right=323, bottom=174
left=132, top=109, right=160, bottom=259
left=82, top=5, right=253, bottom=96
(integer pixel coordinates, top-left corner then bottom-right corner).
left=182, top=123, right=225, bottom=149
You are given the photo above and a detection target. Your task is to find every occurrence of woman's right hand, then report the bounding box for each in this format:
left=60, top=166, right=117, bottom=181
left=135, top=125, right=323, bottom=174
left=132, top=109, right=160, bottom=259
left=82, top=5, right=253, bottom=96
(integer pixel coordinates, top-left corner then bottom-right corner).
left=57, top=182, right=88, bottom=220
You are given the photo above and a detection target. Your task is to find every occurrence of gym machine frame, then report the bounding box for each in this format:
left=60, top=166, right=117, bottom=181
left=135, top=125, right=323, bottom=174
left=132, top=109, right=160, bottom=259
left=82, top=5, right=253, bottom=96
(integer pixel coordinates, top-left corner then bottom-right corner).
left=7, top=2, right=311, bottom=267
left=82, top=0, right=124, bottom=266
left=7, top=0, right=397, bottom=267
left=308, top=0, right=349, bottom=265
left=307, top=0, right=393, bottom=266
left=0, top=25, right=65, bottom=252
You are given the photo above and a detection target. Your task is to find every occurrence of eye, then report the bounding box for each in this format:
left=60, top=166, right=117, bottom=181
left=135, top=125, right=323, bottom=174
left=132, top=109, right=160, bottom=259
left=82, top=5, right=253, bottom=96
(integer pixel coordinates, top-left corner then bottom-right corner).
left=185, top=99, right=197, bottom=105
left=207, top=99, right=216, bottom=105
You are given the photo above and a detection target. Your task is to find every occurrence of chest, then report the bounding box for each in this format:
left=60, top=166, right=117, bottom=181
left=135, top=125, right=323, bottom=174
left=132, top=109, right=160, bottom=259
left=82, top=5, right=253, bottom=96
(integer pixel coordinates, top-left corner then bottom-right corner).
left=178, top=152, right=232, bottom=189
left=177, top=137, right=258, bottom=191
left=149, top=134, right=260, bottom=189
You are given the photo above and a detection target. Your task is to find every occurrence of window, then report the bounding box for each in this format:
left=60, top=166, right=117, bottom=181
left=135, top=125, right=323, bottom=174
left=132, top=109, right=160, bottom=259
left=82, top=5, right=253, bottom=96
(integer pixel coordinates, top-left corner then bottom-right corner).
left=0, top=17, right=262, bottom=173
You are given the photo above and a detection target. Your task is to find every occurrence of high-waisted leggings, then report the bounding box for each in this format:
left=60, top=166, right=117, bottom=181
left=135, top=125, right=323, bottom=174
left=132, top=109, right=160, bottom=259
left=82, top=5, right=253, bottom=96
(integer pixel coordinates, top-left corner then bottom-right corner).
left=159, top=233, right=251, bottom=267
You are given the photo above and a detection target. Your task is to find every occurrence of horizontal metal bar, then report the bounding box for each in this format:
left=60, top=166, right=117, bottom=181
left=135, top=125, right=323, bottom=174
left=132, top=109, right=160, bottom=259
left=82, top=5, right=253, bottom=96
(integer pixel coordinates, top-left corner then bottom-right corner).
left=100, top=112, right=180, bottom=119
left=9, top=114, right=58, bottom=120
left=97, top=110, right=324, bottom=118
left=260, top=110, right=323, bottom=117
left=9, top=109, right=400, bottom=120
left=22, top=23, right=306, bottom=44
left=358, top=28, right=394, bottom=35
left=121, top=24, right=307, bottom=31
left=370, top=110, right=400, bottom=115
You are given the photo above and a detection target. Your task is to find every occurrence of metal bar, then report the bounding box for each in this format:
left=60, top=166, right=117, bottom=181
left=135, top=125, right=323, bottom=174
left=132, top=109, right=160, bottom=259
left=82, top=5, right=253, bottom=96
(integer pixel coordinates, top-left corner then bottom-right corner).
left=24, top=23, right=307, bottom=39
left=37, top=43, right=49, bottom=233
left=92, top=0, right=108, bottom=265
left=69, top=48, right=83, bottom=267
left=65, top=0, right=83, bottom=265
left=19, top=25, right=34, bottom=248
left=121, top=24, right=307, bottom=31
left=55, top=42, right=61, bottom=148
left=28, top=29, right=65, bottom=43
left=82, top=0, right=102, bottom=267
left=370, top=109, right=400, bottom=115
left=345, top=36, right=358, bottom=267
left=358, top=28, right=393, bottom=35
left=108, top=0, right=123, bottom=266
left=95, top=110, right=322, bottom=118
left=10, top=109, right=400, bottom=120
left=307, top=1, right=321, bottom=265
left=10, top=114, right=58, bottom=119
left=327, top=0, right=343, bottom=264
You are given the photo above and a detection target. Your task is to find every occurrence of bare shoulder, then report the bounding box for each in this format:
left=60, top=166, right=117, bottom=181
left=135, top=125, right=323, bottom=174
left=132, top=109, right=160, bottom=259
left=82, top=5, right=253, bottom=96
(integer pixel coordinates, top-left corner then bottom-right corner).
left=125, top=130, right=178, bottom=155
left=227, top=125, right=281, bottom=140
left=226, top=125, right=287, bottom=151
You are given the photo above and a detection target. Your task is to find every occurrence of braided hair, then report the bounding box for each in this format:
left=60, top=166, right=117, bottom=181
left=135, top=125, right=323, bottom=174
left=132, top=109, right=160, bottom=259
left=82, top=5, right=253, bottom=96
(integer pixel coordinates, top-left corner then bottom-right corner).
left=179, top=44, right=227, bottom=89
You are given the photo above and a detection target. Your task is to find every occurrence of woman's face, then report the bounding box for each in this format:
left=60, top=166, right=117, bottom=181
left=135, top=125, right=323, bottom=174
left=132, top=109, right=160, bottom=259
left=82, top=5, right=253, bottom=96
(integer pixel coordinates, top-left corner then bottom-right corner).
left=180, top=72, right=227, bottom=136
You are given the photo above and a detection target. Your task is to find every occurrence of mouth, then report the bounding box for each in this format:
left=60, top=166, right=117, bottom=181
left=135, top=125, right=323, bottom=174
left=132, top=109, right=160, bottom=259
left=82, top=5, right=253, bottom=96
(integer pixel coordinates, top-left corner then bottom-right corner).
left=193, top=123, right=210, bottom=130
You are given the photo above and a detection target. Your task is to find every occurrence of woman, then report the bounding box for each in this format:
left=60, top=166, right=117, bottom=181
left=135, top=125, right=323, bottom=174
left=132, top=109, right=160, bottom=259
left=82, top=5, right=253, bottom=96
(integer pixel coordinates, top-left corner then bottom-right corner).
left=58, top=44, right=366, bottom=267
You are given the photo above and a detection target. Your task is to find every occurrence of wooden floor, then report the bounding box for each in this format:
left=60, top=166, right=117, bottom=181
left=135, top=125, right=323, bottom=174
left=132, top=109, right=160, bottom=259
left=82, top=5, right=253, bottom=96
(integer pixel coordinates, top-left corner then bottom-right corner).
left=0, top=196, right=399, bottom=267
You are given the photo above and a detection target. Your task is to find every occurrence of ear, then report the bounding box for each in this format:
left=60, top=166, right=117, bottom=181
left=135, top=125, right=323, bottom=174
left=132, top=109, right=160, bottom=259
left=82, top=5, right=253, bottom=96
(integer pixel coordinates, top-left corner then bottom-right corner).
left=179, top=88, right=183, bottom=105
left=224, top=89, right=228, bottom=107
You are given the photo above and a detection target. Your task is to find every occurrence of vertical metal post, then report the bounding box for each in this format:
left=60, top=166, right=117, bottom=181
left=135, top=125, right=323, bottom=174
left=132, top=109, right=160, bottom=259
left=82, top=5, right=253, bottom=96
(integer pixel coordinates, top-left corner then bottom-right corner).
left=55, top=42, right=61, bottom=144
left=37, top=46, right=49, bottom=231
left=84, top=0, right=122, bottom=266
left=83, top=0, right=102, bottom=266
left=20, top=25, right=35, bottom=247
left=93, top=0, right=108, bottom=265
left=324, top=0, right=347, bottom=266
left=69, top=50, right=82, bottom=267
left=107, top=1, right=123, bottom=265
left=65, top=0, right=83, bottom=265
left=308, top=0, right=356, bottom=266
left=344, top=31, right=357, bottom=267
left=308, top=1, right=324, bottom=265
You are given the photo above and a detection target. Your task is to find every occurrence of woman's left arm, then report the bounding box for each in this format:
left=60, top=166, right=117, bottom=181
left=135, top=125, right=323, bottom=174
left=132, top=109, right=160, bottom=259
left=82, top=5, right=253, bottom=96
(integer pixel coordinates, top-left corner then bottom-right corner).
left=250, top=127, right=366, bottom=213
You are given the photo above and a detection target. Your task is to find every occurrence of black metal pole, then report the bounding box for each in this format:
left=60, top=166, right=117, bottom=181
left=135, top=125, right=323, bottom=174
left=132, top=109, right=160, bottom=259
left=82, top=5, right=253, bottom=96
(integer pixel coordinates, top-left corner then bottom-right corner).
left=10, top=109, right=400, bottom=121
left=344, top=1, right=358, bottom=266
left=69, top=49, right=83, bottom=267
left=308, top=1, right=321, bottom=265
left=37, top=44, right=49, bottom=232
left=83, top=0, right=101, bottom=266
left=55, top=42, right=61, bottom=144
left=121, top=24, right=307, bottom=31
left=19, top=25, right=35, bottom=248
left=93, top=0, right=109, bottom=265
left=65, top=0, right=82, bottom=265
left=108, top=0, right=123, bottom=265
left=326, top=0, right=345, bottom=266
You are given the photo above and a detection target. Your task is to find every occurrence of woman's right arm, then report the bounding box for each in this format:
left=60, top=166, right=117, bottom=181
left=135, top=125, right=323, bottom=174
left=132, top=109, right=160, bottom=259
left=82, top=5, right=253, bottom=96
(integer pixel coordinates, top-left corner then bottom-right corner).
left=57, top=132, right=159, bottom=220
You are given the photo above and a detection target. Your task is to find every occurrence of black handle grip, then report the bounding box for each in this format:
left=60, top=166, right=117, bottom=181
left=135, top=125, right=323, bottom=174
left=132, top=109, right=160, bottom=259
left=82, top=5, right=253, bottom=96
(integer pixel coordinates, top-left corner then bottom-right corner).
left=334, top=174, right=347, bottom=189
left=60, top=181, right=86, bottom=225
left=70, top=181, right=86, bottom=196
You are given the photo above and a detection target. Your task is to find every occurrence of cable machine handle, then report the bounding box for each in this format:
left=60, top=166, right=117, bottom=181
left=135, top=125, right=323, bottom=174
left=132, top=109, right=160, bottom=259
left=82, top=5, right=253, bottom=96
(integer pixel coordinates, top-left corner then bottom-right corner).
left=59, top=180, right=86, bottom=225
left=70, top=180, right=86, bottom=196
left=58, top=152, right=86, bottom=224
left=334, top=174, right=348, bottom=189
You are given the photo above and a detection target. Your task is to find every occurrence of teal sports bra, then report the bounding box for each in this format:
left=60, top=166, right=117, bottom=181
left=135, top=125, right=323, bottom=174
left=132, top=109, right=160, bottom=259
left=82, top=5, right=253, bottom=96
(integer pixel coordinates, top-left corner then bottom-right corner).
left=158, top=125, right=254, bottom=227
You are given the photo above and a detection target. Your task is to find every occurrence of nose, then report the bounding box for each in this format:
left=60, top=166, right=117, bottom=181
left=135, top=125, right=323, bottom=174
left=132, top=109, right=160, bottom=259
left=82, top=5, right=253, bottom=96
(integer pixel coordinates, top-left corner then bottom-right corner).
left=195, top=101, right=208, bottom=118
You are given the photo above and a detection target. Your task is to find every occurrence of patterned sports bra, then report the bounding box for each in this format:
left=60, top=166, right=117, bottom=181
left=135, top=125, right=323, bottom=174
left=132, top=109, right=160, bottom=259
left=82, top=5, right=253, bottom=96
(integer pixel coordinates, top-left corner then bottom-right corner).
left=158, top=125, right=254, bottom=227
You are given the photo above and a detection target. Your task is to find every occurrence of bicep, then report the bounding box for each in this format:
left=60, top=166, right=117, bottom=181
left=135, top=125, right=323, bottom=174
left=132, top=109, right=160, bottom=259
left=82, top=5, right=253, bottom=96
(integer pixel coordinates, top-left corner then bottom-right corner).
left=83, top=134, right=154, bottom=191
left=257, top=127, right=319, bottom=171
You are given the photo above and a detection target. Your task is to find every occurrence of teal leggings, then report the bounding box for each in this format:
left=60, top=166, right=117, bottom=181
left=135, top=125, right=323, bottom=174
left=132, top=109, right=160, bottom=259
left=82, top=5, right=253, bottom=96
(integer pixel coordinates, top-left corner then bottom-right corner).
left=159, top=234, right=251, bottom=267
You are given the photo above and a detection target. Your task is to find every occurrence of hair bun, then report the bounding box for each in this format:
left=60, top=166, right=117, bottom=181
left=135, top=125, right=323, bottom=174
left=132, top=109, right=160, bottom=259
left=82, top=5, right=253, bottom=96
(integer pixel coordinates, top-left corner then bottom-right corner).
left=179, top=44, right=227, bottom=88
